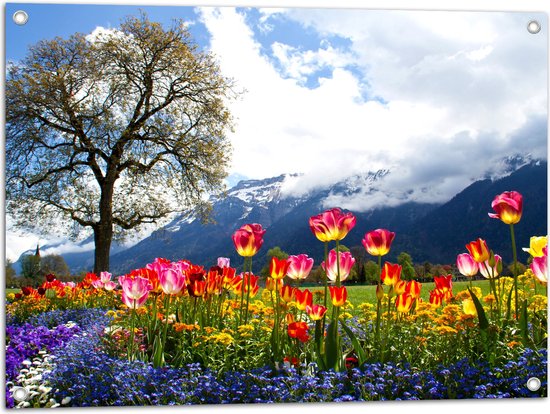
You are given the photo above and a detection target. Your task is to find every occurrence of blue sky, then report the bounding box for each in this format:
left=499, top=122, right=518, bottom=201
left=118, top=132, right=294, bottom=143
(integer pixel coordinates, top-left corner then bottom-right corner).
left=4, top=2, right=548, bottom=260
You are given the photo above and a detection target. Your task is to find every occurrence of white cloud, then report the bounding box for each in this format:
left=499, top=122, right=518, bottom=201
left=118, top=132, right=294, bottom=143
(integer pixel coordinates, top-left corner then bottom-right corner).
left=199, top=7, right=546, bottom=206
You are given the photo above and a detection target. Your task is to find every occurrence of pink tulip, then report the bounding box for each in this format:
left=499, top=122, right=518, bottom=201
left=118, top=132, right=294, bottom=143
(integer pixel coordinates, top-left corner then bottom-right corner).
left=103, top=281, right=117, bottom=291
left=286, top=254, right=314, bottom=280
left=99, top=271, right=112, bottom=284
left=488, top=191, right=523, bottom=225
left=321, top=249, right=356, bottom=283
left=217, top=257, right=231, bottom=268
left=118, top=275, right=152, bottom=300
left=159, top=266, right=186, bottom=295
left=362, top=229, right=396, bottom=257
left=531, top=247, right=548, bottom=284
left=309, top=208, right=356, bottom=242
left=456, top=253, right=479, bottom=277
left=121, top=290, right=149, bottom=309
left=232, top=223, right=266, bottom=257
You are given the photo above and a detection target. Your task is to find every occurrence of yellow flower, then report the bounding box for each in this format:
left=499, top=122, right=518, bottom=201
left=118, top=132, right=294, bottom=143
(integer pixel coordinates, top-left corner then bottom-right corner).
left=436, top=326, right=458, bottom=335
left=339, top=312, right=353, bottom=320
left=522, top=236, right=547, bottom=257
left=210, top=333, right=234, bottom=346
left=483, top=294, right=496, bottom=304
left=529, top=295, right=548, bottom=312
left=462, top=298, right=477, bottom=316
left=237, top=324, right=254, bottom=334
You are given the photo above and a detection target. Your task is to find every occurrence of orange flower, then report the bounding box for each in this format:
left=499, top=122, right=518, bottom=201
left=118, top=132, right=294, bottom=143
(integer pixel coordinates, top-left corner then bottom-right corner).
left=465, top=238, right=490, bottom=263
left=329, top=286, right=347, bottom=307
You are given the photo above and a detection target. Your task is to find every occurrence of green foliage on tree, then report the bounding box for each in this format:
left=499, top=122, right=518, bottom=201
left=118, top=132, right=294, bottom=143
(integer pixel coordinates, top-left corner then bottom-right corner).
left=364, top=260, right=381, bottom=284
left=260, top=246, right=290, bottom=277
left=40, top=254, right=71, bottom=278
left=397, top=251, right=416, bottom=280
left=6, top=13, right=237, bottom=273
left=5, top=260, right=18, bottom=288
left=20, top=254, right=42, bottom=286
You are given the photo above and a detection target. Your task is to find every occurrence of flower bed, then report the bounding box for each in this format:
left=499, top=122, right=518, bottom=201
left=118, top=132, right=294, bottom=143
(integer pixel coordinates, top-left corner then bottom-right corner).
left=5, top=191, right=548, bottom=407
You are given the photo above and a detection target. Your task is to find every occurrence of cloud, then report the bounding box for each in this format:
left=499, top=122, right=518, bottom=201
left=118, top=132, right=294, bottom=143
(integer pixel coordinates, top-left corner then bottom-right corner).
left=198, top=7, right=546, bottom=209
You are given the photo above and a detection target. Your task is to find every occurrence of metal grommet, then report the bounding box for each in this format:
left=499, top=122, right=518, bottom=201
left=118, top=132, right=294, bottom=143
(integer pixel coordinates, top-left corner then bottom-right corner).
left=13, top=10, right=29, bottom=25
left=527, top=20, right=541, bottom=34
left=526, top=377, right=541, bottom=392
left=11, top=386, right=30, bottom=402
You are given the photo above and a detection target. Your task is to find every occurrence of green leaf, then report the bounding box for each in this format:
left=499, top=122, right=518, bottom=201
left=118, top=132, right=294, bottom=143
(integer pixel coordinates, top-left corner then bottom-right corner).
left=152, top=335, right=164, bottom=368
left=519, top=299, right=529, bottom=346
left=468, top=288, right=489, bottom=330
left=325, top=321, right=339, bottom=370
left=340, top=319, right=367, bottom=365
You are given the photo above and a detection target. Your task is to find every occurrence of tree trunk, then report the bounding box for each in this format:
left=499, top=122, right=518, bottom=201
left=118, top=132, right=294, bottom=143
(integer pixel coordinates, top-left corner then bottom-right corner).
left=93, top=181, right=115, bottom=274
left=93, top=222, right=113, bottom=274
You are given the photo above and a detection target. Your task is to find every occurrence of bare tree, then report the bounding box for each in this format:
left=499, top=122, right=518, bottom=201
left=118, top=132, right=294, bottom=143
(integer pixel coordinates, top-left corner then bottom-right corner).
left=6, top=14, right=236, bottom=272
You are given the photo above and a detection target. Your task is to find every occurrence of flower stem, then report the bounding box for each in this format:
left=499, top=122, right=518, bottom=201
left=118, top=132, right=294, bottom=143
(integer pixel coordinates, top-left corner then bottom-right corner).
left=508, top=223, right=520, bottom=318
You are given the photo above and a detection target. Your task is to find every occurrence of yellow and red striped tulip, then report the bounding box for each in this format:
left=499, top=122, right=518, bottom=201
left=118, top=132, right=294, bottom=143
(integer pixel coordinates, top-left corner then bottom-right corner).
left=395, top=293, right=414, bottom=313
left=269, top=256, right=289, bottom=280
left=265, top=277, right=283, bottom=292
left=306, top=304, right=328, bottom=321
left=362, top=229, right=396, bottom=257
left=381, top=262, right=402, bottom=287
left=405, top=280, right=422, bottom=299
left=329, top=286, right=348, bottom=307
left=465, top=238, right=490, bottom=263
left=294, top=288, right=313, bottom=311
left=309, top=208, right=356, bottom=242
left=232, top=223, right=266, bottom=257
left=394, top=280, right=407, bottom=296
left=280, top=284, right=295, bottom=302
left=429, top=289, right=443, bottom=307
left=488, top=191, right=523, bottom=225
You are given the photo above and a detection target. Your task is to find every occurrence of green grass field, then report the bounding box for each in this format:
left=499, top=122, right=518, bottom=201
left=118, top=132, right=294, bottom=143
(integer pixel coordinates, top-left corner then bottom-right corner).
left=6, top=281, right=491, bottom=306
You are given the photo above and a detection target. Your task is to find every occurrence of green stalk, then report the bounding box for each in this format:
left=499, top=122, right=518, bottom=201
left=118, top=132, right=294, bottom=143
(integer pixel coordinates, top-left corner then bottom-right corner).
left=129, top=306, right=136, bottom=361
left=244, top=257, right=252, bottom=325
left=322, top=242, right=329, bottom=332
left=510, top=224, right=519, bottom=318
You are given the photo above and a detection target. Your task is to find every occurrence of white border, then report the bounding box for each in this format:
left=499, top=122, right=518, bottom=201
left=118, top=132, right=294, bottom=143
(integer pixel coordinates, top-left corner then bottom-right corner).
left=1, top=1, right=549, bottom=414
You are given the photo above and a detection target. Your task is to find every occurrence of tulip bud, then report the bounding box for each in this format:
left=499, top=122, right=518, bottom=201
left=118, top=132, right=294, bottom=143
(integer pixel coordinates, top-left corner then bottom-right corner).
left=488, top=251, right=496, bottom=268
left=376, top=284, right=384, bottom=301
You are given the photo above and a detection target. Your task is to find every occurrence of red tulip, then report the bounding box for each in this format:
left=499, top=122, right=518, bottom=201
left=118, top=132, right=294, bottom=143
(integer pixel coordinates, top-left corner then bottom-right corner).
left=362, top=229, right=396, bottom=257
left=465, top=238, right=490, bottom=263
left=232, top=223, right=266, bottom=257
left=286, top=254, right=314, bottom=280
left=456, top=253, right=479, bottom=277
left=309, top=208, right=356, bottom=242
left=429, top=289, right=443, bottom=307
left=269, top=256, right=289, bottom=280
left=294, top=288, right=313, bottom=311
left=381, top=262, right=402, bottom=287
left=488, top=191, right=523, bottom=225
left=306, top=304, right=328, bottom=321
left=287, top=321, right=309, bottom=342
left=329, top=285, right=348, bottom=307
left=321, top=249, right=355, bottom=283
left=433, top=275, right=453, bottom=293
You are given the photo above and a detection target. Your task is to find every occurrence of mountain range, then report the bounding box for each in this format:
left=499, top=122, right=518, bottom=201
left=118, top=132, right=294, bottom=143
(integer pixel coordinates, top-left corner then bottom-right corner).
left=15, top=160, right=548, bottom=275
